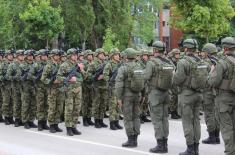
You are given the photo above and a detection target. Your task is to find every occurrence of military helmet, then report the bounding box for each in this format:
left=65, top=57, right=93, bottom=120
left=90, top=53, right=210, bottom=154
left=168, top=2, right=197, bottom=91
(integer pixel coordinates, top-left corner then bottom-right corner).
left=183, top=39, right=198, bottom=49
left=202, top=43, right=218, bottom=54
left=141, top=49, right=149, bottom=55
left=67, top=48, right=78, bottom=56
left=221, top=37, right=235, bottom=49
left=50, top=49, right=61, bottom=56
left=125, top=48, right=137, bottom=59
left=95, top=48, right=105, bottom=57
left=15, top=49, right=25, bottom=56
left=38, top=49, right=49, bottom=56
left=120, top=50, right=126, bottom=58
left=5, top=49, right=15, bottom=55
left=78, top=51, right=85, bottom=57
left=85, top=49, right=93, bottom=57
left=24, top=49, right=35, bottom=56
left=152, top=41, right=166, bottom=52
left=168, top=48, right=180, bottom=58
left=109, top=48, right=120, bottom=57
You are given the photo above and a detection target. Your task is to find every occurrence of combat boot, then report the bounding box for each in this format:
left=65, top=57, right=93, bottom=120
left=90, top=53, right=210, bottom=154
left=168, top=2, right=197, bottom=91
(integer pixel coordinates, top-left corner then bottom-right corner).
left=9, top=117, right=14, bottom=124
left=37, top=120, right=44, bottom=131
left=4, top=117, right=10, bottom=125
left=215, top=130, right=220, bottom=144
left=171, top=111, right=180, bottom=119
left=66, top=127, right=74, bottom=136
left=49, top=124, right=57, bottom=133
left=29, top=121, right=37, bottom=128
left=99, top=119, right=108, bottom=128
left=141, top=115, right=151, bottom=122
left=149, top=139, right=168, bottom=153
left=179, top=144, right=195, bottom=155
left=43, top=120, right=49, bottom=130
left=194, top=143, right=199, bottom=155
left=83, top=117, right=89, bottom=127
left=202, top=131, right=216, bottom=144
left=87, top=117, right=94, bottom=126
left=164, top=137, right=168, bottom=151
left=110, top=121, right=118, bottom=130
left=54, top=124, right=63, bottom=132
left=14, top=119, right=23, bottom=127
left=115, top=120, right=123, bottom=129
left=71, top=127, right=82, bottom=135
left=122, top=135, right=137, bottom=148
left=0, top=116, right=4, bottom=122
left=24, top=122, right=31, bottom=129
left=133, top=135, right=138, bottom=146
left=94, top=119, right=101, bottom=128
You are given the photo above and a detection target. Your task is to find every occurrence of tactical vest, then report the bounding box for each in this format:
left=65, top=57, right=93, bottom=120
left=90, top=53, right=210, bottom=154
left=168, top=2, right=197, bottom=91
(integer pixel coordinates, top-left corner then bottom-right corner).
left=150, top=57, right=174, bottom=90
left=219, top=55, right=235, bottom=92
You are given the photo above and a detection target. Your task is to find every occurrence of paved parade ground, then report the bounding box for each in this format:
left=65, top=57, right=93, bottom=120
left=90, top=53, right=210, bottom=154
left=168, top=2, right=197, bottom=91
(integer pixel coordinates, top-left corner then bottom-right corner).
left=0, top=118, right=224, bottom=155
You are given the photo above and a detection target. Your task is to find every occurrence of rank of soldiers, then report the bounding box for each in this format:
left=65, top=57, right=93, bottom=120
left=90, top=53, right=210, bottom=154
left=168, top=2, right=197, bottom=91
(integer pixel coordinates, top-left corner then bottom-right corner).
left=0, top=37, right=235, bottom=155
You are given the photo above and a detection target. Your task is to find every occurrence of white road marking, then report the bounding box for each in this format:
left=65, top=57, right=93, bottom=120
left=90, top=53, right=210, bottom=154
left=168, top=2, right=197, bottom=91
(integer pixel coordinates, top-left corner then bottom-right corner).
left=26, top=130, right=157, bottom=155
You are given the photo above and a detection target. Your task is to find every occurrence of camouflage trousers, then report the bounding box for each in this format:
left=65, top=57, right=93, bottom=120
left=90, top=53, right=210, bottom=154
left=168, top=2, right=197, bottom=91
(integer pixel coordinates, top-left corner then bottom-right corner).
left=149, top=89, right=169, bottom=140
left=215, top=91, right=235, bottom=155
left=21, top=82, right=36, bottom=123
left=140, top=93, right=149, bottom=115
left=65, top=85, right=82, bottom=127
left=92, top=85, right=108, bottom=119
left=12, top=82, right=22, bottom=119
left=47, top=85, right=65, bottom=125
left=2, top=82, right=13, bottom=118
left=203, top=91, right=220, bottom=132
left=178, top=89, right=202, bottom=145
left=109, top=87, right=119, bottom=121
left=169, top=93, right=178, bottom=112
left=36, top=82, right=48, bottom=121
left=123, top=93, right=141, bottom=136
left=81, top=83, right=93, bottom=118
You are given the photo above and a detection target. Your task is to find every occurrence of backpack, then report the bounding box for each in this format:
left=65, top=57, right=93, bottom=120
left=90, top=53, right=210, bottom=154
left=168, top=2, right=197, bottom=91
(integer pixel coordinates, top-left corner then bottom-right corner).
left=184, top=56, right=208, bottom=90
left=151, top=57, right=174, bottom=90
left=126, top=62, right=145, bottom=93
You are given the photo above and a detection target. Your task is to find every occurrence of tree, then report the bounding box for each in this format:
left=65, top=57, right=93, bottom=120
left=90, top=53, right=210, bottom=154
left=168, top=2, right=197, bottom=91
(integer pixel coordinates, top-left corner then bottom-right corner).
left=20, top=0, right=64, bottom=48
left=171, top=0, right=235, bottom=42
left=102, top=27, right=120, bottom=53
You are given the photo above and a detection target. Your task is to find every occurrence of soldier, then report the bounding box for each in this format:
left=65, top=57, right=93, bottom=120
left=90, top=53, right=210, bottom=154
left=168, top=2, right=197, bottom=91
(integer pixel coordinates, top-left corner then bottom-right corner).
left=41, top=49, right=64, bottom=133
left=145, top=41, right=174, bottom=153
left=103, top=48, right=123, bottom=130
left=200, top=43, right=220, bottom=144
left=57, top=48, right=84, bottom=136
left=0, top=50, right=4, bottom=122
left=115, top=48, right=144, bottom=148
left=173, top=39, right=207, bottom=155
left=0, top=49, right=14, bottom=125
left=86, top=48, right=108, bottom=128
left=168, top=49, right=181, bottom=119
left=5, top=50, right=25, bottom=127
left=209, top=37, right=235, bottom=155
left=78, top=51, right=84, bottom=63
left=81, top=50, right=95, bottom=126
left=28, top=49, right=49, bottom=131
left=20, top=49, right=37, bottom=129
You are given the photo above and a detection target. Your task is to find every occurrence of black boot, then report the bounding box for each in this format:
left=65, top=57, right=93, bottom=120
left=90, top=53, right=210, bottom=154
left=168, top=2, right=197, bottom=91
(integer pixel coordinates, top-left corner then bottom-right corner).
left=133, top=135, right=138, bottom=146
left=141, top=115, right=151, bottom=122
left=54, top=124, right=63, bottom=132
left=149, top=139, right=168, bottom=153
left=43, top=120, right=49, bottom=130
left=171, top=111, right=180, bottom=119
left=140, top=115, right=145, bottom=124
left=4, top=117, right=10, bottom=125
left=99, top=119, right=108, bottom=128
left=24, top=122, right=31, bottom=129
left=71, top=127, right=82, bottom=135
left=9, top=117, right=14, bottom=124
left=95, top=119, right=101, bottom=128
left=202, top=131, right=216, bottom=144
left=194, top=143, right=199, bottom=155
left=122, top=135, right=137, bottom=148
left=87, top=117, right=94, bottom=126
left=29, top=121, right=37, bottom=128
left=179, top=144, right=195, bottom=155
left=49, top=124, right=57, bottom=133
left=38, top=120, right=44, bottom=131
left=110, top=121, right=118, bottom=130
left=0, top=116, right=4, bottom=122
left=66, top=127, right=74, bottom=136
left=119, top=115, right=123, bottom=120
left=14, top=119, right=23, bottom=127
left=83, top=117, right=89, bottom=127
left=164, top=137, right=168, bottom=152
left=215, top=130, right=220, bottom=144
left=115, top=120, right=123, bottom=129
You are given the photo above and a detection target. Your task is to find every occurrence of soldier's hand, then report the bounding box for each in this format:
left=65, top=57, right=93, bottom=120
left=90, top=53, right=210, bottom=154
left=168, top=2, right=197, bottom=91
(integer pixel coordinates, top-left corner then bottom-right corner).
left=69, top=76, right=77, bottom=82
left=117, top=100, right=122, bottom=108
left=53, top=79, right=60, bottom=84
left=97, top=74, right=104, bottom=80
left=209, top=65, right=215, bottom=74
left=77, top=63, right=84, bottom=71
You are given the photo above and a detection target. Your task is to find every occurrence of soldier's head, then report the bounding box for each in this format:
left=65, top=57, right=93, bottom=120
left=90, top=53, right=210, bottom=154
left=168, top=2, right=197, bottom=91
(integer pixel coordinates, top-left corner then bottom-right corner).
left=78, top=52, right=84, bottom=62
left=50, top=49, right=61, bottom=61
left=5, top=49, right=14, bottom=61
left=95, top=48, right=106, bottom=60
left=221, top=37, right=235, bottom=55
left=39, top=49, right=49, bottom=61
left=25, top=49, right=35, bottom=61
left=110, top=48, right=120, bottom=62
left=85, top=49, right=93, bottom=61
left=67, top=48, right=78, bottom=62
left=125, top=48, right=137, bottom=61
left=34, top=51, right=41, bottom=61
left=168, top=48, right=180, bottom=61
left=15, top=49, right=25, bottom=61
left=183, top=39, right=198, bottom=54
left=201, top=43, right=217, bottom=58
left=60, top=50, right=67, bottom=62
left=152, top=41, right=166, bottom=57
left=141, top=49, right=149, bottom=62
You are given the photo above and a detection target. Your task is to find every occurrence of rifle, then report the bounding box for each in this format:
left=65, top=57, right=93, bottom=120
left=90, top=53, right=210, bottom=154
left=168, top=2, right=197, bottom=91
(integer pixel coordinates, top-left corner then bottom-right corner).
left=109, top=62, right=123, bottom=85
left=34, top=66, right=44, bottom=83
left=49, top=69, right=58, bottom=84
left=20, top=69, right=29, bottom=81
left=208, top=56, right=218, bottom=66
left=92, top=63, right=106, bottom=81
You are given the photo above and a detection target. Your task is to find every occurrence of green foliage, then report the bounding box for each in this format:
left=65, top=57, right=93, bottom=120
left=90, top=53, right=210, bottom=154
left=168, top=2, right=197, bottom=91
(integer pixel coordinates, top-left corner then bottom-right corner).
left=20, top=0, right=64, bottom=46
left=102, top=27, right=120, bottom=53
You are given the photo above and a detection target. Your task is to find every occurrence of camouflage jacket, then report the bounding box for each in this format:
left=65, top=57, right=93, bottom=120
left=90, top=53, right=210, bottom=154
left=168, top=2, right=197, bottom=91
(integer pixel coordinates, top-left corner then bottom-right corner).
left=103, top=60, right=120, bottom=84
left=28, top=61, right=46, bottom=83
left=0, top=60, right=11, bottom=82
left=5, top=60, right=20, bottom=82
